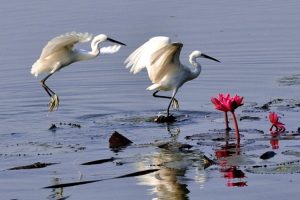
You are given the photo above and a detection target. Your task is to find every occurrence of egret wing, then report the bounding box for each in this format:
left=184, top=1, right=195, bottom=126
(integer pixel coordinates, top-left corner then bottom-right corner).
left=124, top=36, right=171, bottom=74
left=39, top=32, right=93, bottom=59
left=148, top=43, right=183, bottom=83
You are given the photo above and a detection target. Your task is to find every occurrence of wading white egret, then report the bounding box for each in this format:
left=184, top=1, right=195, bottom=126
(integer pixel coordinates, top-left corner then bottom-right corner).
left=31, top=32, right=126, bottom=111
left=124, top=36, right=220, bottom=117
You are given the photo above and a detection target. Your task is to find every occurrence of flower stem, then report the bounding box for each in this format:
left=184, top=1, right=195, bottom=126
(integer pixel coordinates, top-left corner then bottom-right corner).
left=231, top=112, right=240, bottom=140
left=224, top=112, right=230, bottom=130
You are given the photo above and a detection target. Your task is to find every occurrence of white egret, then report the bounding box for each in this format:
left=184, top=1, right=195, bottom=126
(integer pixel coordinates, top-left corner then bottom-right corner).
left=31, top=32, right=126, bottom=111
left=125, top=36, right=220, bottom=117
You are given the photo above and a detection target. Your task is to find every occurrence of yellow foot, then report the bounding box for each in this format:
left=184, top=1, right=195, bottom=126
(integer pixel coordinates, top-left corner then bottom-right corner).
left=171, top=99, right=180, bottom=110
left=48, top=94, right=59, bottom=112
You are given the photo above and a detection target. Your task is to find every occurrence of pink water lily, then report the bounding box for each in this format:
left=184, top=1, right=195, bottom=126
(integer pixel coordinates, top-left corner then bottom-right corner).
left=211, top=94, right=230, bottom=130
left=211, top=93, right=244, bottom=140
left=211, top=94, right=243, bottom=113
left=211, top=93, right=231, bottom=112
left=269, top=112, right=285, bottom=132
left=231, top=95, right=244, bottom=111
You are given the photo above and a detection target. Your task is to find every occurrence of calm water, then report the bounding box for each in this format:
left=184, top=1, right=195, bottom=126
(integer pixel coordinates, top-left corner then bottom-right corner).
left=1, top=0, right=300, bottom=199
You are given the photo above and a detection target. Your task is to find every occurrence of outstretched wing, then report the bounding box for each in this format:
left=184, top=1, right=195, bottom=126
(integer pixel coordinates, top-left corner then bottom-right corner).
left=124, top=36, right=171, bottom=74
left=124, top=36, right=183, bottom=83
left=39, top=32, right=93, bottom=59
left=149, top=42, right=183, bottom=83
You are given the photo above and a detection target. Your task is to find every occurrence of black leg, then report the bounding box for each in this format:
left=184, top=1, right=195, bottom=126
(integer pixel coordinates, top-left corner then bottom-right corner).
left=167, top=96, right=175, bottom=116
left=39, top=73, right=59, bottom=111
left=153, top=90, right=178, bottom=116
left=153, top=90, right=173, bottom=100
left=40, top=73, right=55, bottom=97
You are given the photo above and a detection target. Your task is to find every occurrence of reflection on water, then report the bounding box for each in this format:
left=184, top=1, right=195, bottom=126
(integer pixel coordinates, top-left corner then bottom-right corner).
left=223, top=167, right=247, bottom=187
left=135, top=127, right=208, bottom=200
left=136, top=150, right=190, bottom=200
left=270, top=131, right=281, bottom=150
left=215, top=131, right=247, bottom=187
left=47, top=178, right=70, bottom=200
left=1, top=0, right=300, bottom=199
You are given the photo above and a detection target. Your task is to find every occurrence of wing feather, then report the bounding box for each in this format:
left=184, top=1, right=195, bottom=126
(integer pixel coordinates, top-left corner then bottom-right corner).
left=149, top=43, right=183, bottom=83
left=39, top=32, right=93, bottom=59
left=124, top=36, right=171, bottom=74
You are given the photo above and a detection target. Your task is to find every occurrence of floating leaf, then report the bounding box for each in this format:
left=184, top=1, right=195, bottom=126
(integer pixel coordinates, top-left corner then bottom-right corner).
left=8, top=162, right=58, bottom=170
left=44, top=168, right=159, bottom=189
left=81, top=157, right=115, bottom=165
left=109, top=131, right=133, bottom=151
left=246, top=160, right=300, bottom=174
left=260, top=151, right=276, bottom=160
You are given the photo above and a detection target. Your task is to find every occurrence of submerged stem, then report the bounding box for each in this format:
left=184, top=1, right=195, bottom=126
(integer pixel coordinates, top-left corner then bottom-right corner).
left=225, top=129, right=230, bottom=146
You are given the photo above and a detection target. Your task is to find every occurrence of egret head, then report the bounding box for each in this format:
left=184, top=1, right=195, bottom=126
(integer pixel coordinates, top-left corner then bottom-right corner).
left=93, top=34, right=108, bottom=43
left=93, top=34, right=126, bottom=46
left=92, top=34, right=126, bottom=47
left=190, top=50, right=220, bottom=62
left=91, top=34, right=126, bottom=55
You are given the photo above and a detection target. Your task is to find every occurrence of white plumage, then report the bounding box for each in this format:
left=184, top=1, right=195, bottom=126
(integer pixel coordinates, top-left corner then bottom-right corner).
left=31, top=32, right=93, bottom=76
left=31, top=32, right=126, bottom=111
left=125, top=36, right=220, bottom=116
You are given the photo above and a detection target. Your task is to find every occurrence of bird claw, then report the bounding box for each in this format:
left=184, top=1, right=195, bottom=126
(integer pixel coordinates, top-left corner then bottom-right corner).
left=48, top=95, right=59, bottom=112
left=171, top=99, right=180, bottom=110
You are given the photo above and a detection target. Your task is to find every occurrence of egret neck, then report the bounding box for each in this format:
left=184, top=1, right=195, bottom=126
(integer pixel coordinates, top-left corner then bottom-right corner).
left=188, top=53, right=201, bottom=80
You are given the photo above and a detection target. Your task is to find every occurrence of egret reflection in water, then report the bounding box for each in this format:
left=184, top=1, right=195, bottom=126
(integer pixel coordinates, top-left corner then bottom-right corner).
left=135, top=127, right=209, bottom=199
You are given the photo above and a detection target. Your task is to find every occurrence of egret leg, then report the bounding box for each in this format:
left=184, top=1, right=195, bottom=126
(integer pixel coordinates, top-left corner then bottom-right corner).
left=166, top=96, right=176, bottom=116
left=40, top=73, right=59, bottom=112
left=41, top=73, right=57, bottom=94
left=153, top=90, right=179, bottom=116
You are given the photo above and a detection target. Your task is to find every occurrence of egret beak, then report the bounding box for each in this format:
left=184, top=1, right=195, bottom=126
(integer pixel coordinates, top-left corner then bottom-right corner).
left=201, top=53, right=220, bottom=62
left=107, top=37, right=126, bottom=46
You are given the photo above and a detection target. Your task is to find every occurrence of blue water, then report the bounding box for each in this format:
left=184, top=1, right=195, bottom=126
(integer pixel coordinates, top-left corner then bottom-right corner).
left=0, top=1, right=300, bottom=199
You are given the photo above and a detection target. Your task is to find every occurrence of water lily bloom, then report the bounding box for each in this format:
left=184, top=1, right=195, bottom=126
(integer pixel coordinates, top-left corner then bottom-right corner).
left=211, top=94, right=230, bottom=130
left=211, top=94, right=244, bottom=112
left=269, top=113, right=285, bottom=149
left=231, top=95, right=244, bottom=111
left=269, top=112, right=285, bottom=132
left=211, top=93, right=244, bottom=139
left=211, top=93, right=231, bottom=112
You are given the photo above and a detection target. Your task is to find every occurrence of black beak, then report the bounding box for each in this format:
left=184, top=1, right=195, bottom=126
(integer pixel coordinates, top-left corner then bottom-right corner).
left=107, top=37, right=126, bottom=46
left=201, top=53, right=220, bottom=63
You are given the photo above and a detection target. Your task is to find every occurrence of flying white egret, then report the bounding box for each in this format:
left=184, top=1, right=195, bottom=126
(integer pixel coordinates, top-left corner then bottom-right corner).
left=124, top=36, right=220, bottom=117
left=31, top=32, right=126, bottom=111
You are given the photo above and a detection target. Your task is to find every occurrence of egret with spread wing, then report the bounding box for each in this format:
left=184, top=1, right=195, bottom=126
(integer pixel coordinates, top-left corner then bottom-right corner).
left=31, top=32, right=126, bottom=111
left=125, top=36, right=220, bottom=117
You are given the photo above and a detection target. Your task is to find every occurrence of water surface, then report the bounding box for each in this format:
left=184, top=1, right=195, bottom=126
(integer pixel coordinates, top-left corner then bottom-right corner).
left=0, top=0, right=300, bottom=199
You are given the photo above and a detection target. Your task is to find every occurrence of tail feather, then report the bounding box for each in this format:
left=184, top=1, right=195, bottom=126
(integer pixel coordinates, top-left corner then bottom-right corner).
left=31, top=60, right=43, bottom=77
left=31, top=60, right=59, bottom=77
left=146, top=83, right=160, bottom=91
